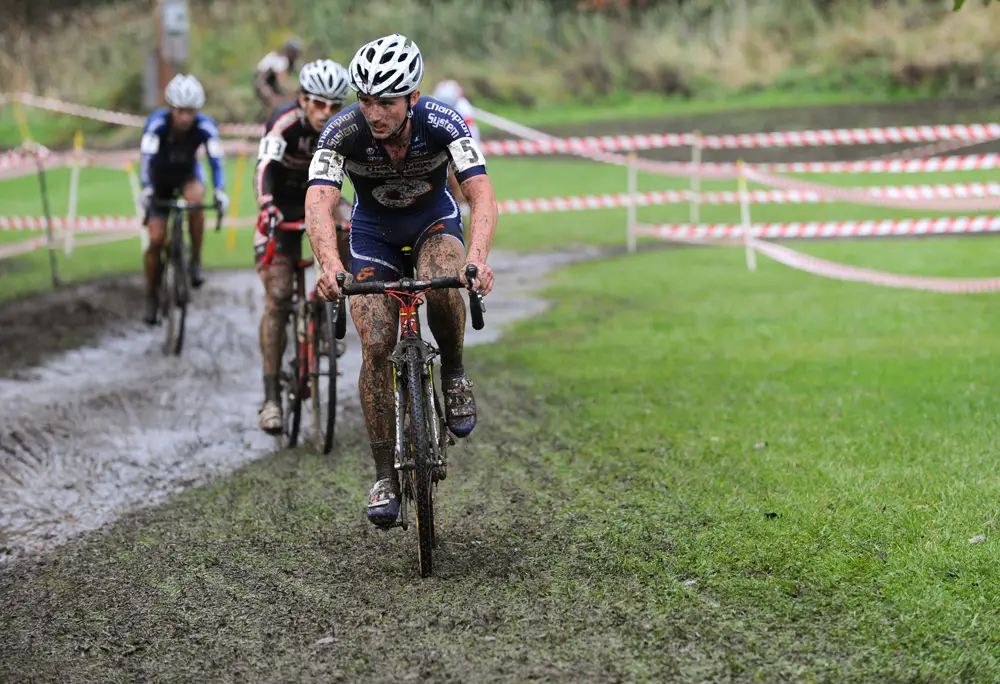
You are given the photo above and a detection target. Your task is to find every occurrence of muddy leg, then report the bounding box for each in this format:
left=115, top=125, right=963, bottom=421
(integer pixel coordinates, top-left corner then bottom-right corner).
left=183, top=180, right=206, bottom=264
left=416, top=235, right=466, bottom=375
left=144, top=217, right=167, bottom=298
left=259, top=264, right=294, bottom=403
left=351, top=293, right=399, bottom=479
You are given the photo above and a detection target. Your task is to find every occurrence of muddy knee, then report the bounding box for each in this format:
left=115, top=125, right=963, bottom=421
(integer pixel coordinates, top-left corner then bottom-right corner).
left=183, top=181, right=206, bottom=203
left=351, top=296, right=398, bottom=362
left=261, top=268, right=294, bottom=322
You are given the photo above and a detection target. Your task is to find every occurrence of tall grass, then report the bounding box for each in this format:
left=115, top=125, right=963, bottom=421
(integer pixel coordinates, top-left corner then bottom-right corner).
left=1, top=0, right=998, bottom=119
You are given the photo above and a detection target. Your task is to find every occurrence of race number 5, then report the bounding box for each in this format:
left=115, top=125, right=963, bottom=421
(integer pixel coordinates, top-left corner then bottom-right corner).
left=460, top=139, right=479, bottom=162
left=308, top=148, right=344, bottom=183
left=448, top=137, right=485, bottom=173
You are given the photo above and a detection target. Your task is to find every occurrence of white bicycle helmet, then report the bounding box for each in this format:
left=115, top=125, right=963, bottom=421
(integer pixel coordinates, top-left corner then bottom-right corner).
left=164, top=74, right=205, bottom=109
left=299, top=60, right=351, bottom=103
left=432, top=80, right=463, bottom=107
left=348, top=33, right=424, bottom=98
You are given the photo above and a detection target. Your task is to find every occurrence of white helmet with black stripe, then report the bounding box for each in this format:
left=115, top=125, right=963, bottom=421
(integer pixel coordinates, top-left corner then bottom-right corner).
left=299, top=60, right=351, bottom=103
left=164, top=74, right=205, bottom=109
left=348, top=33, right=424, bottom=98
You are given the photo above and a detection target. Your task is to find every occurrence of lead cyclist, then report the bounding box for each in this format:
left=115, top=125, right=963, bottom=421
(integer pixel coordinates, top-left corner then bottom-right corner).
left=304, top=33, right=499, bottom=528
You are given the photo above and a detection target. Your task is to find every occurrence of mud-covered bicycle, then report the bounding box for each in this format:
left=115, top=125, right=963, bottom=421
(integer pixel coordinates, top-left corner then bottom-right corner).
left=262, top=217, right=347, bottom=454
left=336, top=261, right=485, bottom=578
left=151, top=197, right=223, bottom=356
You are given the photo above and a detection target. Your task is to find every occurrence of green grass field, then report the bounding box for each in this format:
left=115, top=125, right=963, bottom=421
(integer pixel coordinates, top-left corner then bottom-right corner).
left=5, top=118, right=1000, bottom=679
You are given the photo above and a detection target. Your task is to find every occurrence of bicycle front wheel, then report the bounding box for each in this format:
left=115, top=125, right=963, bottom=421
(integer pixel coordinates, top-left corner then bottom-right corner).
left=161, top=218, right=188, bottom=356
left=405, top=344, right=436, bottom=578
left=279, top=305, right=303, bottom=449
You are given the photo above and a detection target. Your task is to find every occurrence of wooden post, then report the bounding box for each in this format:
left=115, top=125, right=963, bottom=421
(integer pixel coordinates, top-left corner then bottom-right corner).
left=737, top=159, right=756, bottom=272
left=626, top=152, right=637, bottom=254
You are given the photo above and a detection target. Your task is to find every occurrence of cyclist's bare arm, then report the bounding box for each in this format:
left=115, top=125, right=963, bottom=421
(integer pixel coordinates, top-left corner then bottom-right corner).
left=305, top=184, right=345, bottom=273
left=458, top=174, right=498, bottom=293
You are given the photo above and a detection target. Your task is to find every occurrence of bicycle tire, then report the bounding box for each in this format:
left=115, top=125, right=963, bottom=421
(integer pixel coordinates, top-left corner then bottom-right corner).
left=161, top=213, right=187, bottom=356
left=405, top=344, right=435, bottom=578
left=173, top=235, right=189, bottom=355
left=310, top=300, right=337, bottom=454
left=281, top=304, right=303, bottom=449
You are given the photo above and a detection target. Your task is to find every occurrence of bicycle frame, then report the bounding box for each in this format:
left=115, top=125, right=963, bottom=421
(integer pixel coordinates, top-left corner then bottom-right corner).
left=384, top=287, right=447, bottom=487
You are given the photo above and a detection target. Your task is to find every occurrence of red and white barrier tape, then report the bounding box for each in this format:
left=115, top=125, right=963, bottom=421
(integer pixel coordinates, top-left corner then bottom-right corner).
left=635, top=215, right=1000, bottom=241
left=476, top=124, right=1000, bottom=155
left=13, top=93, right=146, bottom=127
left=749, top=239, right=1000, bottom=294
left=490, top=181, right=1000, bottom=214
left=757, top=154, right=1000, bottom=174
left=743, top=166, right=1000, bottom=211
left=0, top=236, right=51, bottom=260
left=11, top=92, right=1000, bottom=150
left=637, top=219, right=1000, bottom=293
left=0, top=215, right=256, bottom=231
left=6, top=180, right=1000, bottom=232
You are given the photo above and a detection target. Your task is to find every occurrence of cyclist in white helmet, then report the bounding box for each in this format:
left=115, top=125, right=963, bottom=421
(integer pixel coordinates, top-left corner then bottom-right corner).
left=254, top=36, right=307, bottom=117
left=304, top=34, right=499, bottom=528
left=138, top=73, right=229, bottom=326
left=253, top=59, right=354, bottom=434
left=431, top=79, right=480, bottom=216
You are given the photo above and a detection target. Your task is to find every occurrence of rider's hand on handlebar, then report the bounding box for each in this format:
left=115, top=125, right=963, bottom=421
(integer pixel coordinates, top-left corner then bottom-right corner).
left=214, top=188, right=231, bottom=214
left=460, top=260, right=494, bottom=296
left=257, top=202, right=283, bottom=234
left=316, top=265, right=350, bottom=301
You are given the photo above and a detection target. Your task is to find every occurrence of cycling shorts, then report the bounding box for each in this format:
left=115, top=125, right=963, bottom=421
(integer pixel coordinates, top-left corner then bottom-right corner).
left=348, top=192, right=464, bottom=282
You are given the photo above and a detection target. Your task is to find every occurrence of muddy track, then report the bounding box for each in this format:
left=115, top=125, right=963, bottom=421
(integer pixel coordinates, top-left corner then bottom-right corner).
left=0, top=249, right=600, bottom=560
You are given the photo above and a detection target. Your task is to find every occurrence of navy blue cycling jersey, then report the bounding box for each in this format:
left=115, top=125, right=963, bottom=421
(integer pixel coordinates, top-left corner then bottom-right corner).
left=305, top=97, right=487, bottom=215
left=139, top=108, right=226, bottom=191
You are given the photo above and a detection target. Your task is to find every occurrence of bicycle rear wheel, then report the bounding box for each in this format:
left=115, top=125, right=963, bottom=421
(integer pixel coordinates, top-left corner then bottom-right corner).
left=279, top=304, right=303, bottom=449
left=405, top=344, right=436, bottom=577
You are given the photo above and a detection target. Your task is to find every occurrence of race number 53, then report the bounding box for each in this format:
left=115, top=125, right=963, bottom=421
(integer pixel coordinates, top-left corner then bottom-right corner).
left=308, top=149, right=344, bottom=183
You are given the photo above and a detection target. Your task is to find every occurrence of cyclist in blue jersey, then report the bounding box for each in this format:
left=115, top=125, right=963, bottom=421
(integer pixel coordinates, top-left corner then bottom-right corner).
left=138, top=74, right=230, bottom=325
left=304, top=33, right=499, bottom=528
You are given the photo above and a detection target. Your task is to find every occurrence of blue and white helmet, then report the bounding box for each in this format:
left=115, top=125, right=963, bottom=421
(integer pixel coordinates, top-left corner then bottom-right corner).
left=299, top=60, right=351, bottom=102
left=348, top=33, right=424, bottom=98
left=164, top=74, right=205, bottom=109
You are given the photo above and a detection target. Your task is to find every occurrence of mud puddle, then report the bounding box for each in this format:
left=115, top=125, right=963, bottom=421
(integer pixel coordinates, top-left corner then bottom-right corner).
left=0, top=247, right=598, bottom=561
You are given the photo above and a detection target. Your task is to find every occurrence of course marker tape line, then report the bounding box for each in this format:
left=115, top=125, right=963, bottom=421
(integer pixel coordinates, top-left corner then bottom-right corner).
left=0, top=216, right=256, bottom=231
left=9, top=91, right=1000, bottom=149
left=749, top=239, right=1000, bottom=293
left=634, top=215, right=1000, bottom=240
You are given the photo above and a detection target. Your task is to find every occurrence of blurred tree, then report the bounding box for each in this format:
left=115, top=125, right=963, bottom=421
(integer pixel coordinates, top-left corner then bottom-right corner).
left=954, top=0, right=993, bottom=8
